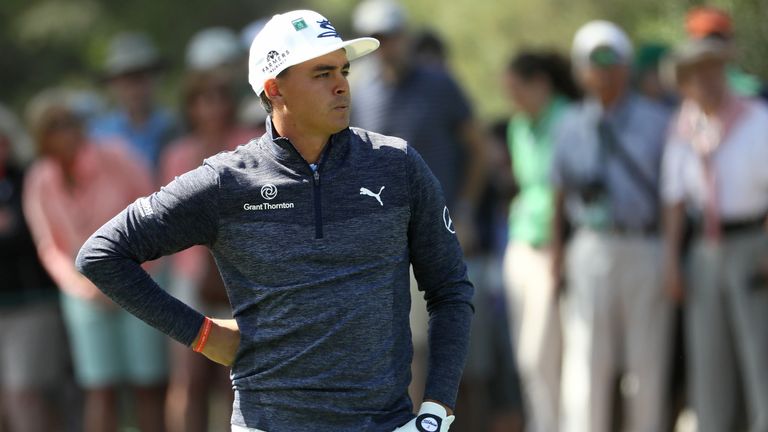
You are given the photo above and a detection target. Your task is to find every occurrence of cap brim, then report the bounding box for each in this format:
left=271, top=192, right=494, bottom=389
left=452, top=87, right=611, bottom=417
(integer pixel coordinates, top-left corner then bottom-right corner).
left=660, top=42, right=732, bottom=88
left=677, top=48, right=732, bottom=68
left=340, top=37, right=380, bottom=62
left=288, top=37, right=379, bottom=70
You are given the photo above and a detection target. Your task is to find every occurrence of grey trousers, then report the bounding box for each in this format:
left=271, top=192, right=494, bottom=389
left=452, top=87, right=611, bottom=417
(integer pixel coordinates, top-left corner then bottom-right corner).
left=560, top=229, right=672, bottom=432
left=687, top=230, right=768, bottom=432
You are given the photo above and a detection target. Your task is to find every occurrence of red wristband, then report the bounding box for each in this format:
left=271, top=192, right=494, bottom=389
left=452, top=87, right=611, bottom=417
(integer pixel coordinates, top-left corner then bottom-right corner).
left=193, top=317, right=213, bottom=353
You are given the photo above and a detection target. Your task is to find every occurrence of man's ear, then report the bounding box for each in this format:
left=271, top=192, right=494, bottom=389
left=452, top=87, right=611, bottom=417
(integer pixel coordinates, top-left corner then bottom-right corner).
left=264, top=79, right=281, bottom=99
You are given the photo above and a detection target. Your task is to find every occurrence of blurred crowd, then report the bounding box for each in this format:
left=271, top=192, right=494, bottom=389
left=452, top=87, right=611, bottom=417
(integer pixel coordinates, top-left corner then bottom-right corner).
left=1, top=1, right=767, bottom=431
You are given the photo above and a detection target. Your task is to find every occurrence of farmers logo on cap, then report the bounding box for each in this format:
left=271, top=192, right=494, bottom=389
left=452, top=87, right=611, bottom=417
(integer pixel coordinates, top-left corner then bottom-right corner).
left=261, top=49, right=291, bottom=74
left=292, top=18, right=308, bottom=31
left=316, top=19, right=341, bottom=38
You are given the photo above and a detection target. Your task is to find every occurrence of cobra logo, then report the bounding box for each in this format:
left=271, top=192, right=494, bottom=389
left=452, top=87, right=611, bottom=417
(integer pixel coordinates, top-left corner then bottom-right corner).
left=261, top=184, right=278, bottom=200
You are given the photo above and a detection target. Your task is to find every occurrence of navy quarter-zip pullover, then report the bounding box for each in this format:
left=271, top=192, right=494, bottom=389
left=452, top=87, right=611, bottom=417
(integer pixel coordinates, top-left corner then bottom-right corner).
left=76, top=120, right=474, bottom=431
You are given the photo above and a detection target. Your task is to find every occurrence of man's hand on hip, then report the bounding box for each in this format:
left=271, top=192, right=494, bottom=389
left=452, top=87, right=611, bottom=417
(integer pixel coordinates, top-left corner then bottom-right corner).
left=393, top=401, right=455, bottom=432
left=196, top=318, right=240, bottom=366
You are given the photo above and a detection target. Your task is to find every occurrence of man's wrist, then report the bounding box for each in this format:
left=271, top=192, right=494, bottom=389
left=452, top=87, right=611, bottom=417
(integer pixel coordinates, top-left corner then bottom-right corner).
left=192, top=316, right=213, bottom=352
left=193, top=318, right=240, bottom=366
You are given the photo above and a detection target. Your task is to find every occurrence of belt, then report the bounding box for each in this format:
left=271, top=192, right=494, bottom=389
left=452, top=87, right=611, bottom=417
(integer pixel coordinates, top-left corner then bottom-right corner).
left=720, top=214, right=767, bottom=235
left=611, top=223, right=659, bottom=236
left=692, top=213, right=767, bottom=237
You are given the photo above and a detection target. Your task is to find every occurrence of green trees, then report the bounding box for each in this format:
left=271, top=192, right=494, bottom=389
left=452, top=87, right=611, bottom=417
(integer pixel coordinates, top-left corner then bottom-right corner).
left=1, top=0, right=764, bottom=117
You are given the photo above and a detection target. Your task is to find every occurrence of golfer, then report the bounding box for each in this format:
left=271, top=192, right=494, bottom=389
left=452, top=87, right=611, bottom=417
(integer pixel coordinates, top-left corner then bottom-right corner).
left=77, top=9, right=473, bottom=432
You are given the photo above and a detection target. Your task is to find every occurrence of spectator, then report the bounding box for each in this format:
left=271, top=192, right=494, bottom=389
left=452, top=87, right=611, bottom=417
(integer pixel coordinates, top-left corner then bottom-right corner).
left=351, top=0, right=488, bottom=413
left=552, top=21, right=673, bottom=432
left=90, top=32, right=178, bottom=170
left=502, top=50, right=580, bottom=432
left=0, top=103, right=69, bottom=432
left=22, top=89, right=167, bottom=432
left=661, top=37, right=768, bottom=432
left=162, top=70, right=256, bottom=432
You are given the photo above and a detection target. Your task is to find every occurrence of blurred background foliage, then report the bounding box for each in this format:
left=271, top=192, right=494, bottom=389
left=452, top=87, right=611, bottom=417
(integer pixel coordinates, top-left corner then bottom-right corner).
left=1, top=0, right=766, bottom=118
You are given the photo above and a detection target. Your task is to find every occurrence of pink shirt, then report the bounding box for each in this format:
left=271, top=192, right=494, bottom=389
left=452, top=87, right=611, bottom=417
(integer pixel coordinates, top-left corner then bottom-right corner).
left=23, top=141, right=153, bottom=298
left=159, top=128, right=256, bottom=282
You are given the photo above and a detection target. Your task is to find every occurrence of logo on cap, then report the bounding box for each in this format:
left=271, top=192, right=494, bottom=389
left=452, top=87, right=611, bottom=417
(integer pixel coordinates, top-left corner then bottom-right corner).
left=292, top=18, right=308, bottom=31
left=316, top=19, right=341, bottom=38
left=261, top=49, right=291, bottom=74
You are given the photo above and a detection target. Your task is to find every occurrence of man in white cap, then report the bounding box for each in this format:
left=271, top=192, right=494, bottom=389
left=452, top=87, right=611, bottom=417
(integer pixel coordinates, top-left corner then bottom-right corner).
left=76, top=9, right=473, bottom=432
left=551, top=20, right=673, bottom=432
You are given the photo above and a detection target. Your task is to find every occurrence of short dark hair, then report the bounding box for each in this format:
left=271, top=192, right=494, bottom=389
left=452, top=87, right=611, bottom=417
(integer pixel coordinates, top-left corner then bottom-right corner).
left=259, top=91, right=273, bottom=114
left=258, top=67, right=290, bottom=114
left=508, top=50, right=582, bottom=101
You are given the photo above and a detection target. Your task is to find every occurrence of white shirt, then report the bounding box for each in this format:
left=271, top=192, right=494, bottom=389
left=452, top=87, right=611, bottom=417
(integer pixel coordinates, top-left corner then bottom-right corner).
left=662, top=100, right=768, bottom=220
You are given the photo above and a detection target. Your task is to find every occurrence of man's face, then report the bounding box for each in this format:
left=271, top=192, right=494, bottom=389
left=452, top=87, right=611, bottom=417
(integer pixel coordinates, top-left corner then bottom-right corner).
left=580, top=63, right=629, bottom=101
left=375, top=31, right=410, bottom=69
left=679, top=58, right=727, bottom=110
left=189, top=83, right=234, bottom=132
left=108, top=70, right=155, bottom=112
left=504, top=71, right=551, bottom=117
left=41, top=109, right=84, bottom=163
left=275, top=49, right=352, bottom=136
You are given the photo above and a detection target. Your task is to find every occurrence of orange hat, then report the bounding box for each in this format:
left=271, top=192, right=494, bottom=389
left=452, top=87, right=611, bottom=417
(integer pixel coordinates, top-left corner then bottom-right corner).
left=685, top=6, right=733, bottom=39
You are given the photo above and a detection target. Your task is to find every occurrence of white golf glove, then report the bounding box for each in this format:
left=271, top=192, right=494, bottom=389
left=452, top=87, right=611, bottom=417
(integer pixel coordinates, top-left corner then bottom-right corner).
left=392, top=401, right=455, bottom=432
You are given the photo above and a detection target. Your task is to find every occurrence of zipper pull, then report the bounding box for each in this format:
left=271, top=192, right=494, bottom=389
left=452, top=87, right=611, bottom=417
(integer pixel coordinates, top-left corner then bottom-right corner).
left=313, top=170, right=320, bottom=184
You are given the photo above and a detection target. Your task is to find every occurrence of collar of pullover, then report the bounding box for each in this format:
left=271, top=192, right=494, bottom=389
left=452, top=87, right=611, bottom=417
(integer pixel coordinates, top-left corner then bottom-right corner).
left=261, top=117, right=351, bottom=173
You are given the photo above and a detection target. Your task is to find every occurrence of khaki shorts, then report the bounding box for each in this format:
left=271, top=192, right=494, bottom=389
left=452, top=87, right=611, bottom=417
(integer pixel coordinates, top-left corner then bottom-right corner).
left=0, top=301, right=68, bottom=390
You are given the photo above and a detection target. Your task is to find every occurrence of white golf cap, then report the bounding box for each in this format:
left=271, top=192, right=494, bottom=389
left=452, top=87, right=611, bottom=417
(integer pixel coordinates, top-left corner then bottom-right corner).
left=186, top=27, right=243, bottom=71
left=103, top=32, right=163, bottom=78
left=571, top=20, right=633, bottom=71
left=353, top=0, right=407, bottom=36
left=248, top=10, right=380, bottom=96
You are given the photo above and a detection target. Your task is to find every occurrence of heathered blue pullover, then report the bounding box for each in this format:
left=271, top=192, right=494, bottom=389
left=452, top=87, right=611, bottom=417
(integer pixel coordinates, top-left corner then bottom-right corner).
left=76, top=120, right=474, bottom=431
